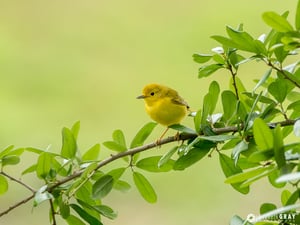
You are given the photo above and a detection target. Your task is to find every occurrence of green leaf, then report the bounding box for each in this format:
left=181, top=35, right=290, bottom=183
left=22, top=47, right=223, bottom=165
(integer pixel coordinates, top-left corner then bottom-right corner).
left=168, top=124, right=197, bottom=134
left=1, top=155, right=20, bottom=167
left=260, top=203, right=277, bottom=214
left=0, top=145, right=14, bottom=158
left=22, top=164, right=37, bottom=175
left=268, top=169, right=286, bottom=188
left=293, top=120, right=300, bottom=137
left=193, top=110, right=202, bottom=133
left=193, top=53, right=212, bottom=64
left=59, top=199, right=70, bottom=219
left=253, top=118, right=273, bottom=151
left=296, top=0, right=300, bottom=30
left=226, top=26, right=259, bottom=53
left=222, top=90, right=237, bottom=122
left=219, top=153, right=249, bottom=194
left=225, top=166, right=274, bottom=184
left=268, top=79, right=288, bottom=103
left=281, top=189, right=291, bottom=205
left=92, top=175, right=114, bottom=199
left=34, top=185, right=53, bottom=206
left=273, top=125, right=286, bottom=168
left=198, top=64, right=223, bottom=78
left=0, top=175, right=8, bottom=195
left=136, top=156, right=174, bottom=172
left=107, top=167, right=126, bottom=182
left=36, top=152, right=53, bottom=179
left=158, top=146, right=178, bottom=168
left=71, top=121, right=81, bottom=140
left=286, top=189, right=300, bottom=206
left=113, top=180, right=131, bottom=192
left=82, top=144, right=101, bottom=161
left=232, top=140, right=248, bottom=165
left=211, top=35, right=237, bottom=48
left=66, top=215, right=86, bottom=225
left=70, top=204, right=102, bottom=225
left=61, top=127, right=77, bottom=159
left=173, top=147, right=210, bottom=171
left=130, top=122, right=157, bottom=148
left=102, top=141, right=126, bottom=152
left=262, top=11, right=294, bottom=32
left=92, top=205, right=118, bottom=220
left=253, top=69, right=272, bottom=93
left=133, top=171, right=157, bottom=203
left=208, top=81, right=220, bottom=114
left=112, top=129, right=126, bottom=148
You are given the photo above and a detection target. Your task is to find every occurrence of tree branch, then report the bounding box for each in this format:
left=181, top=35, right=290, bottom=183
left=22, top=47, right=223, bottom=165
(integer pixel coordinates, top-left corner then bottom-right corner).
left=0, top=171, right=36, bottom=193
left=0, top=118, right=298, bottom=218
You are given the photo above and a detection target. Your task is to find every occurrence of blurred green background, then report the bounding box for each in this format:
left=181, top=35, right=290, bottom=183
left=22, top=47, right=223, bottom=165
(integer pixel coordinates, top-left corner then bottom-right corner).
left=0, top=0, right=297, bottom=224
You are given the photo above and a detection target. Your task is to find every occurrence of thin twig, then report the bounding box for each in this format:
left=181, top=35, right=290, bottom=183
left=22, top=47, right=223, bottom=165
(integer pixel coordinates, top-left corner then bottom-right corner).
left=0, top=194, right=35, bottom=217
left=0, top=171, right=36, bottom=193
left=49, top=199, right=57, bottom=225
left=228, top=63, right=240, bottom=100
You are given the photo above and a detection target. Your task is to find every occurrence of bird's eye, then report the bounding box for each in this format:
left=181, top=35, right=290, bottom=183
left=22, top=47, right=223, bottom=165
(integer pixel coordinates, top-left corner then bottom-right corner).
left=150, top=92, right=155, bottom=96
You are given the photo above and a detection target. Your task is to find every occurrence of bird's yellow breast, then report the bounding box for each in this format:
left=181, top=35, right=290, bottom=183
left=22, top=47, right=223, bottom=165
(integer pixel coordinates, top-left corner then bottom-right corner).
left=145, top=97, right=187, bottom=126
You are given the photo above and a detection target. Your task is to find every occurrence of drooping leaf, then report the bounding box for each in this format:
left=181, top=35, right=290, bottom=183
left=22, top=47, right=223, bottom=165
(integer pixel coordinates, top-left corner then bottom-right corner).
left=33, top=185, right=53, bottom=207
left=59, top=199, right=70, bottom=219
left=66, top=215, right=86, bottom=225
left=113, top=180, right=131, bottom=192
left=102, top=141, right=126, bottom=152
left=136, top=156, right=174, bottom=172
left=198, top=135, right=237, bottom=142
left=262, top=11, right=294, bottom=32
left=133, top=172, right=157, bottom=203
left=82, top=144, right=101, bottom=161
left=1, top=155, right=20, bottom=167
left=0, top=145, right=14, bottom=158
left=173, top=147, right=210, bottom=171
left=92, top=205, right=118, bottom=220
left=61, top=127, right=77, bottom=159
left=130, top=122, right=157, bottom=148
left=281, top=189, right=291, bottom=206
left=253, top=118, right=273, bottom=151
left=0, top=175, right=8, bottom=195
left=208, top=81, right=220, bottom=114
left=268, top=169, right=286, bottom=188
left=232, top=140, right=248, bottom=165
left=92, top=175, right=114, bottom=199
left=219, top=153, right=249, bottom=194
left=70, top=204, right=102, bottom=225
left=260, top=203, right=277, bottom=214
left=107, top=167, right=126, bottom=182
left=273, top=125, right=286, bottom=168
left=253, top=68, right=272, bottom=93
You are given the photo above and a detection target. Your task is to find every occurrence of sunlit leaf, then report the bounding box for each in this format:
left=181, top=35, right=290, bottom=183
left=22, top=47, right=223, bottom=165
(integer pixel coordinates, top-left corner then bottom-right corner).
left=168, top=124, right=196, bottom=134
left=112, top=129, right=127, bottom=148
left=92, top=205, right=118, bottom=220
left=130, top=122, right=157, bottom=148
left=222, top=90, right=237, bottom=122
left=82, top=144, right=101, bottom=161
left=193, top=53, right=212, bottom=64
left=61, top=127, right=77, bottom=159
left=133, top=171, right=157, bottom=203
left=198, top=64, right=223, bottom=78
left=273, top=125, right=286, bottom=168
left=268, top=79, right=288, bottom=103
left=262, top=11, right=294, bottom=32
left=36, top=152, right=53, bottom=179
left=253, top=118, right=273, bottom=151
left=158, top=146, right=178, bottom=168
left=260, top=203, right=277, bottom=214
left=66, top=215, right=86, bottom=225
left=71, top=121, right=81, bottom=140
left=1, top=155, right=20, bottom=167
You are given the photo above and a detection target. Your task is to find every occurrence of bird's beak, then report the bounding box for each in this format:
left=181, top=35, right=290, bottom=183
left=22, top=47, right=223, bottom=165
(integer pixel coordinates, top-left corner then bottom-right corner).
left=136, top=95, right=146, bottom=99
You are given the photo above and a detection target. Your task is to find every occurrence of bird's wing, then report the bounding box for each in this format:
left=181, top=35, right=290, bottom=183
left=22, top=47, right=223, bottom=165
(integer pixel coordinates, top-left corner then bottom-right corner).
left=172, top=96, right=190, bottom=109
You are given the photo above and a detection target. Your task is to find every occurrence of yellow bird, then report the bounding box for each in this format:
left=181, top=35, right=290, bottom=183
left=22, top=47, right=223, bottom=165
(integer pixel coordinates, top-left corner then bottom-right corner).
left=137, top=83, right=190, bottom=142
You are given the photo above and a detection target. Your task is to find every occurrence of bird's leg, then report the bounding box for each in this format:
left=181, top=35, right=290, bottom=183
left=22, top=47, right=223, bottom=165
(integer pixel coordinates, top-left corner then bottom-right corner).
left=156, top=127, right=169, bottom=146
